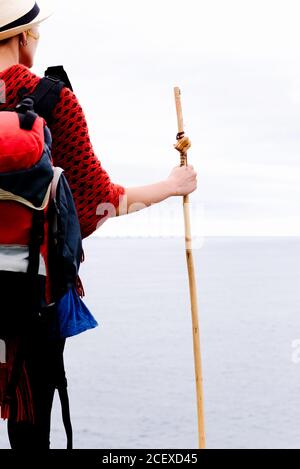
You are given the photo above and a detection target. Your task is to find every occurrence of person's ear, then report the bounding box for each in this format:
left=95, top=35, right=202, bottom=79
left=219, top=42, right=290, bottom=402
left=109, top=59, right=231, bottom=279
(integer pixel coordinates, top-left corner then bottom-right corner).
left=19, top=31, right=28, bottom=47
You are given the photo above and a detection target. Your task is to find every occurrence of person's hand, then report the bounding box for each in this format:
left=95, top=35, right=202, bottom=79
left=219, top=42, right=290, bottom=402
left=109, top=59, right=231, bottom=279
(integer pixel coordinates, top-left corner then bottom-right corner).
left=167, top=135, right=196, bottom=196
left=167, top=164, right=198, bottom=196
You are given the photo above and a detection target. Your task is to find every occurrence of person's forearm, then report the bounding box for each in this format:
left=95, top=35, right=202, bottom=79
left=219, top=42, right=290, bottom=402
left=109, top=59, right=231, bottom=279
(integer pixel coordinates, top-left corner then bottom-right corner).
left=117, top=179, right=174, bottom=216
left=113, top=161, right=197, bottom=218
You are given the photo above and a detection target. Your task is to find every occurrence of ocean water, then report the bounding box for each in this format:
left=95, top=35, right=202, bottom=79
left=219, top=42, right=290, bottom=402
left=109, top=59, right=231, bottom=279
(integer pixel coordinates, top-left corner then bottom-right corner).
left=0, top=236, right=300, bottom=449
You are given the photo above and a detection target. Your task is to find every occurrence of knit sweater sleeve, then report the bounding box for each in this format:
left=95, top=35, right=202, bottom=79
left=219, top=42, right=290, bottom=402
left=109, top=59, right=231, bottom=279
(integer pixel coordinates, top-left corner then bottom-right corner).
left=50, top=87, right=126, bottom=239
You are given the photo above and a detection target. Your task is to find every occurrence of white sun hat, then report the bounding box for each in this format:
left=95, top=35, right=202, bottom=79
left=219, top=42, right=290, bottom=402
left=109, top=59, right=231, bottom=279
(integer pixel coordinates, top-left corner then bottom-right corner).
left=0, top=0, right=53, bottom=41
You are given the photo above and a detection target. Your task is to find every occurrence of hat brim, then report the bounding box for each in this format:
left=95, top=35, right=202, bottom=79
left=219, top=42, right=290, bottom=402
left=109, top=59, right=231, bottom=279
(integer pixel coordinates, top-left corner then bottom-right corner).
left=0, top=6, right=53, bottom=41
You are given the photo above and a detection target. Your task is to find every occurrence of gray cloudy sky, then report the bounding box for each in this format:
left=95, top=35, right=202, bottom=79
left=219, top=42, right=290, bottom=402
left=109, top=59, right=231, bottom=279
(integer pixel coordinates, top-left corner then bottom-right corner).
left=35, top=0, right=300, bottom=236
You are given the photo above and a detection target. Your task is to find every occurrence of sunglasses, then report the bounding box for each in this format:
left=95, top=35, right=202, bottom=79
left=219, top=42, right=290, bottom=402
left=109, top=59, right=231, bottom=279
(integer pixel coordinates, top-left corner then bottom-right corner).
left=26, top=29, right=40, bottom=40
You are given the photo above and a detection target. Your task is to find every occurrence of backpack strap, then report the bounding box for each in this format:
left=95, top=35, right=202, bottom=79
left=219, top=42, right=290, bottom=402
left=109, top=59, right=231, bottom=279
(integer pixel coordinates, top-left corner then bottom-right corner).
left=58, top=382, right=73, bottom=450
left=27, top=210, right=45, bottom=278
left=51, top=337, right=73, bottom=450
left=44, top=66, right=73, bottom=92
left=51, top=167, right=64, bottom=201
left=17, top=66, right=73, bottom=126
left=25, top=77, right=64, bottom=126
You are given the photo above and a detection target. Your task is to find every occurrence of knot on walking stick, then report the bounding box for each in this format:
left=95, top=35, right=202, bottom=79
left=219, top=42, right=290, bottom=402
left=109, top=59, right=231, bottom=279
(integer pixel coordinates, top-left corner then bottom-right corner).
left=174, top=133, right=192, bottom=155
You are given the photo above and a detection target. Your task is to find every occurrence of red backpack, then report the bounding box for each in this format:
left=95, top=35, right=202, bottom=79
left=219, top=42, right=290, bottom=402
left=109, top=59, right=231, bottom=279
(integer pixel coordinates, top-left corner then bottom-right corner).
left=0, top=68, right=96, bottom=336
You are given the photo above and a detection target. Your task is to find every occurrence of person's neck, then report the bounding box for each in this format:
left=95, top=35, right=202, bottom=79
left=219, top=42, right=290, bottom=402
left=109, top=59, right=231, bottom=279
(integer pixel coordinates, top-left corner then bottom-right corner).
left=0, top=46, right=19, bottom=73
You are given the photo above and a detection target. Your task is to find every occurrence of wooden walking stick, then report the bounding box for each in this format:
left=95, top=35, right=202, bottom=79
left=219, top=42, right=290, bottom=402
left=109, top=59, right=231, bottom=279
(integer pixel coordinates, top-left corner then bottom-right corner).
left=174, top=87, right=206, bottom=449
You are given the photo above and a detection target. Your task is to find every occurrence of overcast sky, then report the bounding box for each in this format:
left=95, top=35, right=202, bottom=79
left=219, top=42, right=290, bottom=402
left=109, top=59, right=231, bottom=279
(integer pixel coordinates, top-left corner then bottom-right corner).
left=35, top=0, right=300, bottom=237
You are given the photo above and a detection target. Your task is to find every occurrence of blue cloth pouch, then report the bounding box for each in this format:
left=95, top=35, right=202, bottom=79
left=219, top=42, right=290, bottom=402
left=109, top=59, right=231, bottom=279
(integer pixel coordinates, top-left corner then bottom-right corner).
left=55, top=286, right=98, bottom=338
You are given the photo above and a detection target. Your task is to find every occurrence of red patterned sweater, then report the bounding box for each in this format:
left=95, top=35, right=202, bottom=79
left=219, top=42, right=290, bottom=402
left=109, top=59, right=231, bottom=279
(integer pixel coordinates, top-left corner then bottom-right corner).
left=0, top=64, right=126, bottom=239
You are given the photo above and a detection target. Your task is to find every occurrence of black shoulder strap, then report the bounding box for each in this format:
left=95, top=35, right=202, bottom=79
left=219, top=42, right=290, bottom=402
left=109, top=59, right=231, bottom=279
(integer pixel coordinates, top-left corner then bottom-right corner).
left=32, top=77, right=64, bottom=125
left=45, top=66, right=73, bottom=92
left=18, top=66, right=73, bottom=126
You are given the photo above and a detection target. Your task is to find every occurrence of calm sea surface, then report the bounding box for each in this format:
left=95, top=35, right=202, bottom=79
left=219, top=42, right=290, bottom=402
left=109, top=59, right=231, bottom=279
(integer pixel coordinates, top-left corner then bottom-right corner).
left=1, top=236, right=300, bottom=449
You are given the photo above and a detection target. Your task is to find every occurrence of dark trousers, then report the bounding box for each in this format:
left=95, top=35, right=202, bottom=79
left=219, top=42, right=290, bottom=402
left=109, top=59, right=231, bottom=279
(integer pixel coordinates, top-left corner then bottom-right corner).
left=5, top=310, right=67, bottom=450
